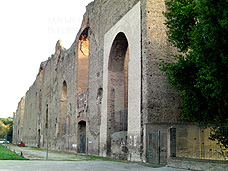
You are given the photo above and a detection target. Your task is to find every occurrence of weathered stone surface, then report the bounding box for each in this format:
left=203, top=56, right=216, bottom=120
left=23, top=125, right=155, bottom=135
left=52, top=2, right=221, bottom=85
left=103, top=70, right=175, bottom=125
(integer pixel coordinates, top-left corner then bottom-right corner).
left=13, top=97, right=25, bottom=144
left=13, top=0, right=181, bottom=162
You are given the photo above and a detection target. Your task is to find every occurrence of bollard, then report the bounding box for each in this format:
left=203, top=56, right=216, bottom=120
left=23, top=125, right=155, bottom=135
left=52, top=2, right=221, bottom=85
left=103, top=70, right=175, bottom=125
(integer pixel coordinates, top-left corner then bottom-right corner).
left=20, top=151, right=23, bottom=158
left=4, top=144, right=6, bottom=159
left=13, top=149, right=16, bottom=153
left=86, top=137, right=88, bottom=161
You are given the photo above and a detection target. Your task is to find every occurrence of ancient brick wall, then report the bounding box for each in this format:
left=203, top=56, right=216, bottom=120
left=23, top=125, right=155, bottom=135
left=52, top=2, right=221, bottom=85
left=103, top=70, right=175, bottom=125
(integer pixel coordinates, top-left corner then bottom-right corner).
left=13, top=0, right=182, bottom=162
left=39, top=40, right=78, bottom=151
left=141, top=0, right=182, bottom=161
left=22, top=72, right=42, bottom=147
left=141, top=0, right=182, bottom=123
left=13, top=97, right=25, bottom=144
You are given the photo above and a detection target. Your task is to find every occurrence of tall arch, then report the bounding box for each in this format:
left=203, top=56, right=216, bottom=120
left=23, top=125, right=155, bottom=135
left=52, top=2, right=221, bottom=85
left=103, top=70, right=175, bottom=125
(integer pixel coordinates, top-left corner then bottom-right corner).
left=59, top=81, right=67, bottom=136
left=107, top=32, right=129, bottom=159
left=76, top=28, right=89, bottom=153
left=101, top=2, right=141, bottom=161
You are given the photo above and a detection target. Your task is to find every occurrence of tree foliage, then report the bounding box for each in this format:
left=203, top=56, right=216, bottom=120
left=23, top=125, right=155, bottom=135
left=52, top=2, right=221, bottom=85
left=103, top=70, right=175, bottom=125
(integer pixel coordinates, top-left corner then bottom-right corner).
left=0, top=121, right=9, bottom=136
left=0, top=118, right=13, bottom=143
left=162, top=0, right=228, bottom=123
left=161, top=0, right=228, bottom=154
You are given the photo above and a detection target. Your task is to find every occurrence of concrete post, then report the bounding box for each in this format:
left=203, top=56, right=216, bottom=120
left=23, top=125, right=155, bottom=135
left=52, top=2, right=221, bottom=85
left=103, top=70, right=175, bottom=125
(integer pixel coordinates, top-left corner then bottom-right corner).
left=167, top=127, right=176, bottom=157
left=86, top=137, right=88, bottom=160
left=20, top=151, right=23, bottom=158
left=46, top=128, right=48, bottom=160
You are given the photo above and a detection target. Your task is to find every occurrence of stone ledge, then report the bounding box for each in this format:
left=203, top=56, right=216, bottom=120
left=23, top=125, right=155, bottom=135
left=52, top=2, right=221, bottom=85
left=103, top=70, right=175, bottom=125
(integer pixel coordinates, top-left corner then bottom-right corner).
left=167, top=157, right=228, bottom=171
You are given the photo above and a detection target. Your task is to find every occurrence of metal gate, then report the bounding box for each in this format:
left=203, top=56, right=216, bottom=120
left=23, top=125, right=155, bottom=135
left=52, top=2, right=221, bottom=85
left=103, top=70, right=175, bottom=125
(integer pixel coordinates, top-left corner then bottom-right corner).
left=118, top=108, right=128, bottom=131
left=79, top=134, right=86, bottom=153
left=148, top=130, right=167, bottom=164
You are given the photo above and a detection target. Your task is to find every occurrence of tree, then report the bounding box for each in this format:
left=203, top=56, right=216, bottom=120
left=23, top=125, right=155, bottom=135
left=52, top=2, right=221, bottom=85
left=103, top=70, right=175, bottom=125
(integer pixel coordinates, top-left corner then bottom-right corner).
left=0, top=121, right=9, bottom=136
left=0, top=118, right=13, bottom=142
left=162, top=0, right=228, bottom=122
left=161, top=0, right=228, bottom=153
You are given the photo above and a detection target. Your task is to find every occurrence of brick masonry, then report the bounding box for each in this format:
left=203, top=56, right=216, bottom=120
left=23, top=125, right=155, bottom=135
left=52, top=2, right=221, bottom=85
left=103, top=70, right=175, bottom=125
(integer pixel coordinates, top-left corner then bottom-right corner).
left=13, top=0, right=181, bottom=162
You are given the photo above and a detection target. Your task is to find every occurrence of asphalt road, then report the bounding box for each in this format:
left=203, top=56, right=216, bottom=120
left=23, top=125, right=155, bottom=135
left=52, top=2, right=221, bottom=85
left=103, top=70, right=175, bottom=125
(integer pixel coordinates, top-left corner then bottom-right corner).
left=2, top=145, right=187, bottom=171
left=0, top=160, right=188, bottom=171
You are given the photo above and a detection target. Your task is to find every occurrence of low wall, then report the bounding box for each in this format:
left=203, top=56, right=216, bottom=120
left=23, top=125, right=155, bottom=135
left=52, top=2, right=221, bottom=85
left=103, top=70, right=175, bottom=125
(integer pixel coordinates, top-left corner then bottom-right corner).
left=168, top=157, right=228, bottom=171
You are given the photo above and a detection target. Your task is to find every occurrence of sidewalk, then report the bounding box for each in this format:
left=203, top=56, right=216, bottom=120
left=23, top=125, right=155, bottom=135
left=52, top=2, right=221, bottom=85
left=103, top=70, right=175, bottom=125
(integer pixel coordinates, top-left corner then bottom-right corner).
left=0, top=160, right=188, bottom=171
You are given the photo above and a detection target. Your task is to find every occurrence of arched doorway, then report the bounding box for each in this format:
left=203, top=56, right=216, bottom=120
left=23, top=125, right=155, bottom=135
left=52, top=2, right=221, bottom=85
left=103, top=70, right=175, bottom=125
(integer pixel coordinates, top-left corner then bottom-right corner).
left=37, top=129, right=41, bottom=148
left=107, top=32, right=129, bottom=159
left=77, top=120, right=86, bottom=153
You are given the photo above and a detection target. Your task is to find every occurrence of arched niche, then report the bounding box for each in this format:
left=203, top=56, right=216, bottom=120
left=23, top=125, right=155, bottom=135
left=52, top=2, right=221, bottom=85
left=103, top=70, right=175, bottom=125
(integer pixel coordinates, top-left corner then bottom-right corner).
left=59, top=81, right=67, bottom=136
left=101, top=2, right=141, bottom=160
left=107, top=32, right=129, bottom=158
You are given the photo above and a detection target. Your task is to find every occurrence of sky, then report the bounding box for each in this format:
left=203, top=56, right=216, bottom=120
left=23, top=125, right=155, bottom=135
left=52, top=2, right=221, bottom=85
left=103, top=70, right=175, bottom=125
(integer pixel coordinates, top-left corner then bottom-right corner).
left=0, top=0, right=93, bottom=118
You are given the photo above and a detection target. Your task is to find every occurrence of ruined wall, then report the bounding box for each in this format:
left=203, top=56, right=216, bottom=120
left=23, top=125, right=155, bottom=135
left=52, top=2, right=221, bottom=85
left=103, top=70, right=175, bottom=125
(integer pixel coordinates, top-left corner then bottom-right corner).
left=12, top=112, right=16, bottom=143
left=97, top=0, right=181, bottom=161
left=13, top=97, right=25, bottom=144
left=22, top=72, right=42, bottom=147
left=40, top=40, right=78, bottom=151
left=87, top=0, right=141, bottom=158
left=141, top=0, right=182, bottom=123
left=141, top=0, right=182, bottom=161
left=101, top=1, right=142, bottom=161
left=13, top=0, right=182, bottom=162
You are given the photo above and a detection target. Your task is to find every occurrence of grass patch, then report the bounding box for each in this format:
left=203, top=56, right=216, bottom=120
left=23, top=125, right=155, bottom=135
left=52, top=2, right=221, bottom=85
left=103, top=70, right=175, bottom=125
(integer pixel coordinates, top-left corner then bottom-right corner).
left=0, top=145, right=26, bottom=160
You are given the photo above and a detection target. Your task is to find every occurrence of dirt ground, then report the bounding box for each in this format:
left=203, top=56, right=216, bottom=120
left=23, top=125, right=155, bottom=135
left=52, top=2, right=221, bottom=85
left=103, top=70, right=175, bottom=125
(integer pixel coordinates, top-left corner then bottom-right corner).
left=7, top=144, right=86, bottom=160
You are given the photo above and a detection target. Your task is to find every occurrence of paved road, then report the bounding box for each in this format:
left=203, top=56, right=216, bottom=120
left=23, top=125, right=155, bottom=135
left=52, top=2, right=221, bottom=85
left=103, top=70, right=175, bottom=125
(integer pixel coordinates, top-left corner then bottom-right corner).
left=3, top=145, right=187, bottom=171
left=0, top=160, right=187, bottom=171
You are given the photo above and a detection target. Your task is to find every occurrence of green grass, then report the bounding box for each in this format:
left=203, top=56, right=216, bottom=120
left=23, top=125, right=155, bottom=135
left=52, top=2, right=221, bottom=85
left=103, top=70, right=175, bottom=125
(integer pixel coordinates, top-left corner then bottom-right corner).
left=0, top=145, right=26, bottom=160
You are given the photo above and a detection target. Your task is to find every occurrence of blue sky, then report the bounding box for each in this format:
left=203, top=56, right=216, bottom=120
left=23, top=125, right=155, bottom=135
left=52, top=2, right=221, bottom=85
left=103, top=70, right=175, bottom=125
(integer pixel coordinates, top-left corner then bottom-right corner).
left=0, top=0, right=92, bottom=118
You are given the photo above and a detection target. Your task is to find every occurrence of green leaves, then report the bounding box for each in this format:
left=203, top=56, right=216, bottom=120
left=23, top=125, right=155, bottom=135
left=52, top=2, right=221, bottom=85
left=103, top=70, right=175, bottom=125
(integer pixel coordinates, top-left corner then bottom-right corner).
left=164, top=0, right=197, bottom=52
left=162, top=0, right=228, bottom=123
left=0, top=118, right=13, bottom=143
